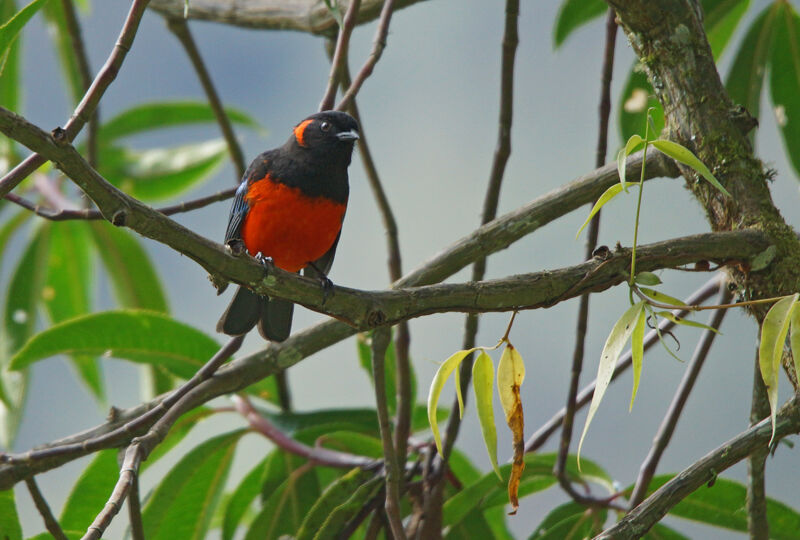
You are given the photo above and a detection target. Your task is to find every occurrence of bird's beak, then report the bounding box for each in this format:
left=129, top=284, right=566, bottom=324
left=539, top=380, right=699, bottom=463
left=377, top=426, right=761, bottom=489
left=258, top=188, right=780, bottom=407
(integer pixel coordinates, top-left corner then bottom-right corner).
left=337, top=130, right=360, bottom=141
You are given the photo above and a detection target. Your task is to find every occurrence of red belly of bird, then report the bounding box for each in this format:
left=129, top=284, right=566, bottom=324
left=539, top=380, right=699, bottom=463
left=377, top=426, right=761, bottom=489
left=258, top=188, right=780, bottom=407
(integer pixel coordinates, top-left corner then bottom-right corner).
left=241, top=177, right=346, bottom=273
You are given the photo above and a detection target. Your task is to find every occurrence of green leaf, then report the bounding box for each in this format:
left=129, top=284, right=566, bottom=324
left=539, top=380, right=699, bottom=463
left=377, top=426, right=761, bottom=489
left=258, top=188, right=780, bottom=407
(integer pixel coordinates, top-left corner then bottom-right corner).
left=629, top=304, right=646, bottom=411
left=769, top=3, right=800, bottom=179
left=222, top=457, right=268, bottom=540
left=254, top=406, right=381, bottom=437
left=89, top=223, right=168, bottom=312
left=428, top=347, right=477, bottom=455
left=41, top=0, right=82, bottom=103
left=643, top=523, right=690, bottom=540
left=445, top=509, right=499, bottom=540
left=552, top=0, right=606, bottom=48
left=650, top=139, right=730, bottom=196
left=576, top=182, right=639, bottom=238
left=0, top=488, right=22, bottom=540
left=0, top=210, right=29, bottom=281
left=142, top=430, right=246, bottom=539
left=578, top=301, right=645, bottom=465
left=99, top=139, right=227, bottom=201
left=243, top=453, right=321, bottom=540
left=10, top=310, right=223, bottom=380
left=0, top=0, right=21, bottom=152
left=702, top=0, right=751, bottom=59
left=654, top=311, right=721, bottom=334
left=0, top=0, right=48, bottom=60
left=751, top=244, right=778, bottom=272
left=45, top=221, right=104, bottom=401
left=99, top=100, right=260, bottom=141
left=59, top=449, right=118, bottom=532
left=472, top=350, right=500, bottom=478
left=758, top=293, right=798, bottom=443
left=618, top=134, right=644, bottom=190
left=295, top=467, right=376, bottom=540
left=790, top=304, right=800, bottom=389
left=725, top=3, right=781, bottom=128
left=5, top=223, right=49, bottom=354
left=634, top=271, right=662, bottom=286
left=443, top=452, right=612, bottom=529
left=639, top=287, right=687, bottom=307
left=528, top=502, right=607, bottom=539
left=619, top=65, right=665, bottom=144
left=639, top=475, right=800, bottom=538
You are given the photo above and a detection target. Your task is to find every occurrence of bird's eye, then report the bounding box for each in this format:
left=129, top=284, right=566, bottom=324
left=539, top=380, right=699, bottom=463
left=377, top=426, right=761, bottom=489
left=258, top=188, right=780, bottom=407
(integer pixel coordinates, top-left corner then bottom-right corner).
left=320, top=121, right=331, bottom=132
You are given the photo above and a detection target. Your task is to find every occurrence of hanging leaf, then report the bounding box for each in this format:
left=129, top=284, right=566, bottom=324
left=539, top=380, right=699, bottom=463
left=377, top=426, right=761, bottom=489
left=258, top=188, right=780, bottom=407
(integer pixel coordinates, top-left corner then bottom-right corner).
left=702, top=0, right=751, bottom=59
left=650, top=139, right=730, bottom=196
left=497, top=343, right=525, bottom=514
left=758, top=293, right=798, bottom=443
left=629, top=305, right=647, bottom=410
left=655, top=311, right=721, bottom=334
left=59, top=450, right=118, bottom=532
left=576, top=182, right=640, bottom=238
left=0, top=488, right=22, bottom=540
left=578, top=301, right=645, bottom=467
left=221, top=458, right=268, bottom=540
left=428, top=347, right=477, bottom=455
left=552, top=0, right=606, bottom=48
left=0, top=0, right=48, bottom=61
left=472, top=350, right=500, bottom=479
left=639, top=287, right=687, bottom=307
left=769, top=3, right=800, bottom=179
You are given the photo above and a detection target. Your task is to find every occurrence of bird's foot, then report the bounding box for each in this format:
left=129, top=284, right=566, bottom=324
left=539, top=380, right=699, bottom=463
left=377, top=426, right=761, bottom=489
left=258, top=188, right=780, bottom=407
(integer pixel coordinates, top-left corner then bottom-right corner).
left=225, top=238, right=246, bottom=256
left=254, top=252, right=275, bottom=276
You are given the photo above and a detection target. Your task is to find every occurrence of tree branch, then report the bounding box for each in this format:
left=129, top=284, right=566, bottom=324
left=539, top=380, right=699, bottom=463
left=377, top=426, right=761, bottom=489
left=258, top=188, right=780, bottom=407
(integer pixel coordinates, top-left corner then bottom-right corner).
left=319, top=0, right=361, bottom=111
left=596, top=395, right=800, bottom=539
left=25, top=477, right=68, bottom=540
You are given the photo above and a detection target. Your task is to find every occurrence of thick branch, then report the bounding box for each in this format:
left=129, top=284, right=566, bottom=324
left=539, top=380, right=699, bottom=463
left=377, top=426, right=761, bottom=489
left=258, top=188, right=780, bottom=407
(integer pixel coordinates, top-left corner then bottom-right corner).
left=148, top=0, right=421, bottom=35
left=596, top=395, right=800, bottom=539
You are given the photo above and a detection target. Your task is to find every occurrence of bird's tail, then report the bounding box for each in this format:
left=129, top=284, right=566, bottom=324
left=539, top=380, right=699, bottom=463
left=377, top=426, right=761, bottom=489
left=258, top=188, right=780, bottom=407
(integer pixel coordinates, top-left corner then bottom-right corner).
left=217, top=286, right=293, bottom=342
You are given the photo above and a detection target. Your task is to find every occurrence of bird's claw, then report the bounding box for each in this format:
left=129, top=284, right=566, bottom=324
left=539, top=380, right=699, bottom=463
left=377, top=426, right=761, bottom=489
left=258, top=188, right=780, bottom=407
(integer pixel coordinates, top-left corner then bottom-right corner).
left=254, top=252, right=274, bottom=275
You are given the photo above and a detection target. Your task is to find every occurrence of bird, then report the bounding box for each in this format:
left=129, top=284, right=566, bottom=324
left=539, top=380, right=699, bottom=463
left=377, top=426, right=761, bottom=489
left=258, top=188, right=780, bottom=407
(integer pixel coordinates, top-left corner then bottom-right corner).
left=216, top=110, right=359, bottom=341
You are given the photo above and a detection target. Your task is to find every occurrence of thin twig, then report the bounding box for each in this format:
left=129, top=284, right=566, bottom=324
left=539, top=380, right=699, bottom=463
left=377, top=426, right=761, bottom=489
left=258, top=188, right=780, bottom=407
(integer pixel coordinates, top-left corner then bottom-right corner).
left=336, top=0, right=396, bottom=111
left=371, top=327, right=407, bottom=539
left=554, top=6, right=617, bottom=507
left=747, top=351, right=771, bottom=539
left=0, top=0, right=151, bottom=198
left=25, top=477, right=68, bottom=540
left=628, top=286, right=731, bottom=508
left=597, top=394, right=800, bottom=539
left=4, top=187, right=236, bottom=220
left=59, top=0, right=98, bottom=167
left=166, top=17, right=247, bottom=178
left=127, top=469, right=145, bottom=540
left=233, top=395, right=378, bottom=469
left=526, top=276, right=722, bottom=452
left=319, top=0, right=362, bottom=111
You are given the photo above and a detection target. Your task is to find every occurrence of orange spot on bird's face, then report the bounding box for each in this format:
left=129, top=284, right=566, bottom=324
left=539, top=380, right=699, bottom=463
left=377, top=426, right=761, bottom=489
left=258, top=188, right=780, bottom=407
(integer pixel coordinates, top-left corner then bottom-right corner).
left=293, top=119, right=314, bottom=148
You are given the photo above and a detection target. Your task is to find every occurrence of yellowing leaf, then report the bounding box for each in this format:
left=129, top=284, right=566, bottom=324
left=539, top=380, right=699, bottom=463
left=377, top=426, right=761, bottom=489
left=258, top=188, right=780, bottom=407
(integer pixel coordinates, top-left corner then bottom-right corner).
left=472, top=351, right=500, bottom=479
left=650, top=139, right=731, bottom=197
left=578, top=301, right=645, bottom=468
left=791, top=306, right=800, bottom=390
left=630, top=306, right=647, bottom=411
left=427, top=348, right=477, bottom=456
left=497, top=343, right=526, bottom=514
left=758, top=293, right=798, bottom=444
left=639, top=287, right=687, bottom=307
left=655, top=311, right=721, bottom=334
left=576, top=182, right=640, bottom=239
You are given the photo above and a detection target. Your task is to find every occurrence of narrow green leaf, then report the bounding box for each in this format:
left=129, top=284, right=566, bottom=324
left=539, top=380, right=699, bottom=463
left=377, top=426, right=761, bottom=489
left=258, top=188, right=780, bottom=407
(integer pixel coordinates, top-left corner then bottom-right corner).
left=576, top=182, right=640, bottom=238
left=5, top=223, right=49, bottom=353
left=253, top=406, right=381, bottom=437
left=758, top=293, right=798, bottom=443
left=99, top=100, right=261, bottom=142
left=634, top=271, right=662, bottom=286
left=356, top=331, right=398, bottom=416
left=643, top=523, right=690, bottom=540
left=0, top=0, right=21, bottom=141
left=472, top=350, right=500, bottom=479
left=639, top=287, right=687, bottom=307
left=0, top=210, right=29, bottom=282
left=552, top=0, right=606, bottom=48
left=629, top=305, right=646, bottom=411
left=650, top=139, right=730, bottom=196
left=45, top=221, right=104, bottom=400
left=725, top=3, right=780, bottom=128
left=529, top=502, right=607, bottom=539
left=295, top=467, right=375, bottom=540
left=769, top=3, right=800, bottom=179
left=655, top=311, right=721, bottom=334
left=619, top=134, right=644, bottom=190
left=428, top=347, right=477, bottom=455
left=445, top=509, right=498, bottom=540
left=751, top=244, right=778, bottom=272
left=703, top=0, right=751, bottom=59
left=790, top=304, right=800, bottom=387
left=0, top=0, right=48, bottom=59
left=59, top=449, right=118, bottom=531
left=222, top=457, right=268, bottom=540
left=142, top=430, right=246, bottom=540
left=10, top=310, right=222, bottom=380
left=0, top=488, right=22, bottom=540
left=638, top=475, right=800, bottom=538
left=619, top=65, right=665, bottom=144
left=578, top=301, right=645, bottom=466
